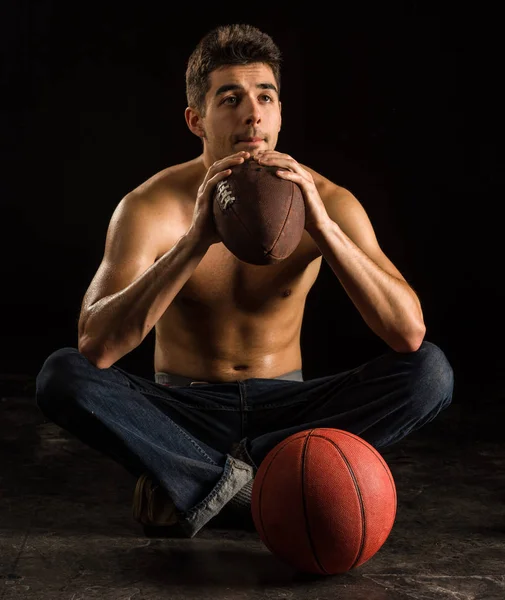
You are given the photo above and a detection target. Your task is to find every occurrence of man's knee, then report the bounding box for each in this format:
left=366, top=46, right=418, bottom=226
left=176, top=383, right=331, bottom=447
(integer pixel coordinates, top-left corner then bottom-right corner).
left=409, top=341, right=454, bottom=415
left=35, top=347, right=89, bottom=415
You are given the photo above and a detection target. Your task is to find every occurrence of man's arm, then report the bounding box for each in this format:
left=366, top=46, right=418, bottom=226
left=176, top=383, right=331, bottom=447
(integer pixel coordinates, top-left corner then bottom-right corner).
left=78, top=192, right=209, bottom=369
left=253, top=151, right=425, bottom=353
left=308, top=178, right=426, bottom=352
left=78, top=151, right=248, bottom=368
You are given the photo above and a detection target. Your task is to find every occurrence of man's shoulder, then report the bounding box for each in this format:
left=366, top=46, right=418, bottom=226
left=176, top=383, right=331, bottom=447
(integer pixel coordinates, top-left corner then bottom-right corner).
left=300, top=163, right=355, bottom=203
left=106, top=157, right=204, bottom=254
left=108, top=156, right=204, bottom=236
left=128, top=156, right=204, bottom=202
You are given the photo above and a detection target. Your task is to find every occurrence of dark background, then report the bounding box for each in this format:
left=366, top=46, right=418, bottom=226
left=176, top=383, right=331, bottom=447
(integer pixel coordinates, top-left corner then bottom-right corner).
left=2, top=3, right=502, bottom=404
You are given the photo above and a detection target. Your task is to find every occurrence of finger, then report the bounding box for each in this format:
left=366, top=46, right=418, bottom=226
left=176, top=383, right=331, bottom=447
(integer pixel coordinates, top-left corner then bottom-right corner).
left=275, top=169, right=306, bottom=184
left=214, top=153, right=249, bottom=174
left=206, top=168, right=233, bottom=190
left=258, top=155, right=295, bottom=170
left=220, top=151, right=250, bottom=167
left=258, top=151, right=291, bottom=161
left=203, top=154, right=246, bottom=187
left=275, top=159, right=308, bottom=178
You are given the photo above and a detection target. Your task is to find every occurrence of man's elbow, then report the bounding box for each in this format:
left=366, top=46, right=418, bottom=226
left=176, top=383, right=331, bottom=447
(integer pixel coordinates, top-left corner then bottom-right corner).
left=391, top=324, right=426, bottom=353
left=78, top=336, right=116, bottom=369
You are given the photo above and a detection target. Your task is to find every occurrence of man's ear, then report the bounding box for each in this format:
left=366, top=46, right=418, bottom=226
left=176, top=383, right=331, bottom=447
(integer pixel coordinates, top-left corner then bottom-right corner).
left=185, top=106, right=205, bottom=138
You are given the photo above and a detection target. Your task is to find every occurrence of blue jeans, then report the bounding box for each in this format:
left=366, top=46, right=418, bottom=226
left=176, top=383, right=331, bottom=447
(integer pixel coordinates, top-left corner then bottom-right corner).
left=35, top=340, right=454, bottom=537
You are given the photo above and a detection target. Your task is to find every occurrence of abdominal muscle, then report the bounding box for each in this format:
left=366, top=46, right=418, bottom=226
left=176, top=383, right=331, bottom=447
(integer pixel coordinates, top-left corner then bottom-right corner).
left=153, top=243, right=322, bottom=382
left=154, top=301, right=306, bottom=382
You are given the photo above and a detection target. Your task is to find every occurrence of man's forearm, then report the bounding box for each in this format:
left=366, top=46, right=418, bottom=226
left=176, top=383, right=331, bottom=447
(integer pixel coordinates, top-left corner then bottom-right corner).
left=308, top=220, right=426, bottom=352
left=79, top=228, right=210, bottom=368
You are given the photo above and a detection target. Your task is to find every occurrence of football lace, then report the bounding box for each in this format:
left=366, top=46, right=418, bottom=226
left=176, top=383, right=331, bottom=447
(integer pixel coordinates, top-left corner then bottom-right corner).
left=215, top=181, right=236, bottom=210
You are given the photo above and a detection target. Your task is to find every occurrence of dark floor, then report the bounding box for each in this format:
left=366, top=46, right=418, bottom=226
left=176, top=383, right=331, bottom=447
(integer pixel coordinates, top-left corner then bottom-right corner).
left=1, top=375, right=504, bottom=600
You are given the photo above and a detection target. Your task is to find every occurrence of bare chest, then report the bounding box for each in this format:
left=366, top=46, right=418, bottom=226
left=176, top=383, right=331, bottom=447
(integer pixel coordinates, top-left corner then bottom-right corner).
left=154, top=191, right=323, bottom=314
left=182, top=236, right=322, bottom=312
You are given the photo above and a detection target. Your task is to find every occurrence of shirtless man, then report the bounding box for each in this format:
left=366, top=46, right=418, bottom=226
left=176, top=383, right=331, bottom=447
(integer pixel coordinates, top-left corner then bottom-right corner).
left=35, top=24, right=454, bottom=538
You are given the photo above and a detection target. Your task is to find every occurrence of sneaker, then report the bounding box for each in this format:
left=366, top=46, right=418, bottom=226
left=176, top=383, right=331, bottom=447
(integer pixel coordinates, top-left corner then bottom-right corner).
left=132, top=473, right=178, bottom=527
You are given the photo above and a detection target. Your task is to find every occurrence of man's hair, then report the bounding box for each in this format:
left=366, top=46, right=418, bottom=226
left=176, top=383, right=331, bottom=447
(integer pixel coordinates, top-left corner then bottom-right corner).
left=186, top=24, right=282, bottom=115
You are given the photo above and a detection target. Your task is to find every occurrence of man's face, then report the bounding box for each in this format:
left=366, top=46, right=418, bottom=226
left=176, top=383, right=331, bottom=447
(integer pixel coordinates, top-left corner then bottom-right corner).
left=199, top=63, right=282, bottom=161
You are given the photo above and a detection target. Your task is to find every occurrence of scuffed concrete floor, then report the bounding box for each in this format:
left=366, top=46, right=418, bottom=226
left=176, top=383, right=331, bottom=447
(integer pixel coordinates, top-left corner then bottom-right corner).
left=1, top=375, right=504, bottom=599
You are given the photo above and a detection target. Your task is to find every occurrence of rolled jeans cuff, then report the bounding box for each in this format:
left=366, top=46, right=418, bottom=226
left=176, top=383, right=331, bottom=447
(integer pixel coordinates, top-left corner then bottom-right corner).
left=178, top=455, right=254, bottom=538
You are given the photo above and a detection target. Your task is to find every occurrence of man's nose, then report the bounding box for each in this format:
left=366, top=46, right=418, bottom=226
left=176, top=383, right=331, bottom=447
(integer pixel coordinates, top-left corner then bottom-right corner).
left=244, top=99, right=261, bottom=125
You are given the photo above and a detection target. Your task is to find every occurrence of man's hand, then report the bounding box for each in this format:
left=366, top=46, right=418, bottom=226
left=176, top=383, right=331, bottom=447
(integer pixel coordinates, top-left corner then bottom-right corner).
left=254, top=151, right=330, bottom=234
left=192, top=151, right=251, bottom=246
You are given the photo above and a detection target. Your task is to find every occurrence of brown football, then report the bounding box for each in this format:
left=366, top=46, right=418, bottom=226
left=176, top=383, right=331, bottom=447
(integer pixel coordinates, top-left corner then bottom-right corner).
left=212, top=158, right=305, bottom=265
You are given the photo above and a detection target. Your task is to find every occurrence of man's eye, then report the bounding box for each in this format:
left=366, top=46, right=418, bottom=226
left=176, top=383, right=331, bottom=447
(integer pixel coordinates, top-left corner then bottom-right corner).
left=222, top=96, right=237, bottom=105
left=261, top=94, right=273, bottom=102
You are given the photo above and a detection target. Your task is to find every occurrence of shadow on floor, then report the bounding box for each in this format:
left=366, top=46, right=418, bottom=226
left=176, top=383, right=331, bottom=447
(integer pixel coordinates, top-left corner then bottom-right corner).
left=1, top=376, right=504, bottom=599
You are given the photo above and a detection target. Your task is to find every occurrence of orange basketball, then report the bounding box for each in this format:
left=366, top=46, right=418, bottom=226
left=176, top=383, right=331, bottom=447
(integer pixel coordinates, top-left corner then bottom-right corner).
left=251, top=428, right=397, bottom=575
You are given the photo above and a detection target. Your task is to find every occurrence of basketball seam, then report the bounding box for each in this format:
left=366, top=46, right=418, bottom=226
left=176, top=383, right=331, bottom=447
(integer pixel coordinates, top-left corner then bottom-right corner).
left=323, top=439, right=367, bottom=570
left=256, top=429, right=395, bottom=574
left=301, top=429, right=329, bottom=575
left=257, top=436, right=302, bottom=558
left=312, top=430, right=398, bottom=516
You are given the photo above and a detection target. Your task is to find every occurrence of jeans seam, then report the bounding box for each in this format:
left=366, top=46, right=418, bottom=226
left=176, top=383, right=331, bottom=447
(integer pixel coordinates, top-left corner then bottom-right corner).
left=129, top=386, right=238, bottom=411
left=168, top=418, right=218, bottom=466
left=238, top=381, right=247, bottom=440
left=163, top=403, right=237, bottom=411
left=254, top=397, right=313, bottom=409
left=185, top=459, right=232, bottom=517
